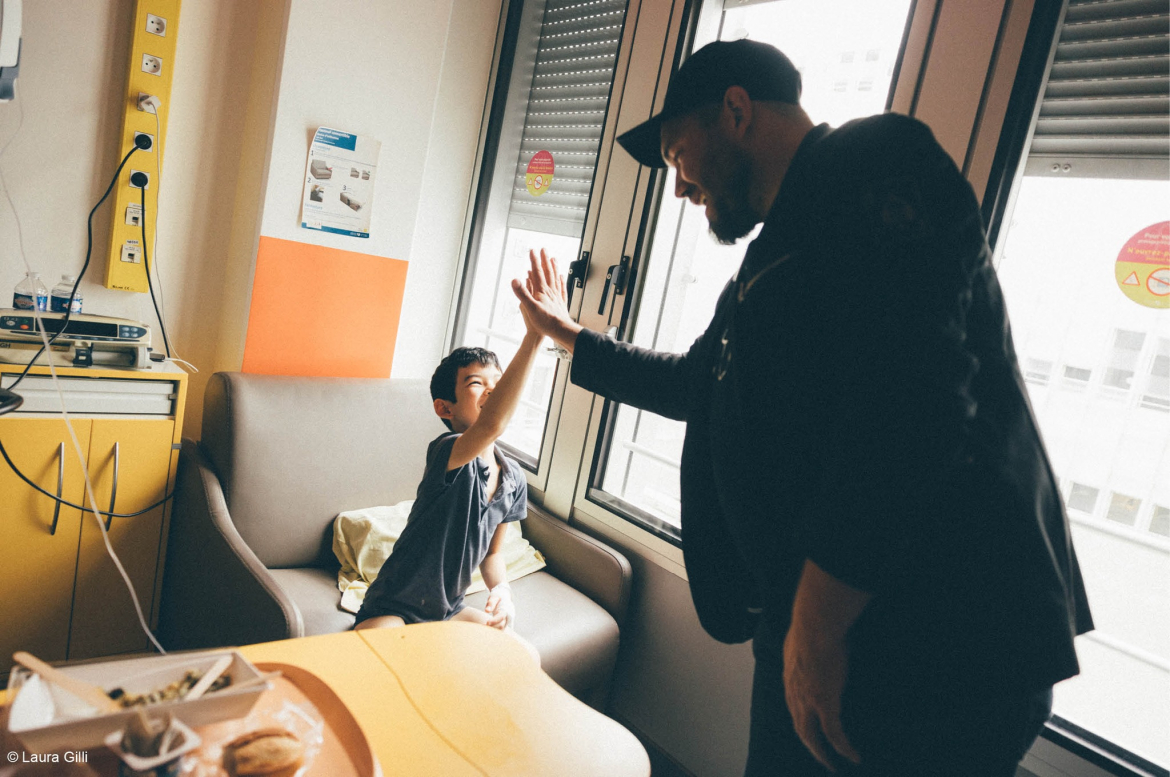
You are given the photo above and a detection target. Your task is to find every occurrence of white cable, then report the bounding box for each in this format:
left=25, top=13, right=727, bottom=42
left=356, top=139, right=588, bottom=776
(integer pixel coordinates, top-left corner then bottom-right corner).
left=0, top=94, right=167, bottom=656
left=145, top=99, right=197, bottom=373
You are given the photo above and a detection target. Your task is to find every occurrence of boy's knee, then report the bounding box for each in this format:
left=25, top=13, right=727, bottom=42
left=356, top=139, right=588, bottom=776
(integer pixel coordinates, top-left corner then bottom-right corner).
left=354, top=614, right=406, bottom=630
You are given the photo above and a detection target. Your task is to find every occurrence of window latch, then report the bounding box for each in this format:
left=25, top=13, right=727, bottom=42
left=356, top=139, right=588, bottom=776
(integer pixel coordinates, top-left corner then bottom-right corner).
left=598, top=255, right=630, bottom=316
left=566, top=252, right=589, bottom=307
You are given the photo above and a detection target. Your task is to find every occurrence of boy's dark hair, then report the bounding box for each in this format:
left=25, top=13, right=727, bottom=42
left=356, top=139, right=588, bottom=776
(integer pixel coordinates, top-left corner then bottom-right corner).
left=430, top=346, right=501, bottom=430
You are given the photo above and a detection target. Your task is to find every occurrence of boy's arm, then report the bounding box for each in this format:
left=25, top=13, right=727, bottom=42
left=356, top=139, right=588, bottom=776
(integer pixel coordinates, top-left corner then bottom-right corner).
left=447, top=330, right=543, bottom=471
left=481, top=524, right=513, bottom=629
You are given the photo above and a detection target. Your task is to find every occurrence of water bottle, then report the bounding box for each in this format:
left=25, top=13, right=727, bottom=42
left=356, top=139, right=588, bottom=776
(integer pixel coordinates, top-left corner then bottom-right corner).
left=50, top=275, right=83, bottom=314
left=13, top=272, right=49, bottom=311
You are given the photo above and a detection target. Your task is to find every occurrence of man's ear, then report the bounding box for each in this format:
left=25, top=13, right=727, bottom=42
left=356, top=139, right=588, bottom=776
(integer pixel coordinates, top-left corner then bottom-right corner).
left=722, top=86, right=753, bottom=138
left=433, top=397, right=455, bottom=421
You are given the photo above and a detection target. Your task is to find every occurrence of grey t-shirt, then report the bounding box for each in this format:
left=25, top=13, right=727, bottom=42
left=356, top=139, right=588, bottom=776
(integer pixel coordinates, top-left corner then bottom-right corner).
left=356, top=432, right=526, bottom=624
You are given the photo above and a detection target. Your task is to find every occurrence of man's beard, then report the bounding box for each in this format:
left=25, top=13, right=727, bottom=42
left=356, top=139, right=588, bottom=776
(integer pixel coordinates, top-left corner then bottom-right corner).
left=706, top=153, right=759, bottom=245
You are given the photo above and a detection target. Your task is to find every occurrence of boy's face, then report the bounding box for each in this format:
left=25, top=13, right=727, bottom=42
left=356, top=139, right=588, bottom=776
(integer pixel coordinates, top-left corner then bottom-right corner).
left=434, top=361, right=503, bottom=433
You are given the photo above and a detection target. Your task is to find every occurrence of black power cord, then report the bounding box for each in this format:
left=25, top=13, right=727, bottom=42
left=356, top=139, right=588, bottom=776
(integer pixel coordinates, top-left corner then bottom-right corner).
left=1, top=133, right=172, bottom=514
left=0, top=436, right=173, bottom=517
left=1, top=137, right=149, bottom=394
left=138, top=179, right=172, bottom=358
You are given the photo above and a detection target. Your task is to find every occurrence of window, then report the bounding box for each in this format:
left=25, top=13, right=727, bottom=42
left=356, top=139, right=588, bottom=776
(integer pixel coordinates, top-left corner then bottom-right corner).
left=1024, top=357, right=1054, bottom=386
left=1102, top=329, right=1146, bottom=391
left=991, top=0, right=1169, bottom=765
left=454, top=0, right=630, bottom=466
left=1139, top=337, right=1170, bottom=412
left=1106, top=492, right=1141, bottom=526
left=589, top=0, right=914, bottom=534
left=1150, top=506, right=1170, bottom=538
left=1063, top=365, right=1091, bottom=383
left=1067, top=483, right=1100, bottom=515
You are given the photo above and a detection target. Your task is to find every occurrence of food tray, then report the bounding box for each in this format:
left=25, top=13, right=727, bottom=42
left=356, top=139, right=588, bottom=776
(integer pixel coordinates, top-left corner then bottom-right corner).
left=1, top=662, right=380, bottom=777
left=5, top=651, right=268, bottom=754
left=184, top=663, right=381, bottom=777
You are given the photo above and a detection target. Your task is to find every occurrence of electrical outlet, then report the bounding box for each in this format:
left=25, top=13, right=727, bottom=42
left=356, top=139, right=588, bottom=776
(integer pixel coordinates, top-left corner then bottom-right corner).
left=129, top=170, right=150, bottom=189
left=141, top=54, right=163, bottom=76
left=121, top=242, right=142, bottom=264
left=133, top=131, right=155, bottom=151
left=126, top=204, right=143, bottom=226
left=137, top=92, right=160, bottom=113
left=145, top=14, right=166, bottom=36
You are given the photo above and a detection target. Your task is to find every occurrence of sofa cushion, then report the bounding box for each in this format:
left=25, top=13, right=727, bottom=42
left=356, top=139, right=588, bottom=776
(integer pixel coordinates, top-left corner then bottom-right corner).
left=465, top=571, right=620, bottom=700
left=201, top=373, right=446, bottom=568
left=268, top=568, right=357, bottom=636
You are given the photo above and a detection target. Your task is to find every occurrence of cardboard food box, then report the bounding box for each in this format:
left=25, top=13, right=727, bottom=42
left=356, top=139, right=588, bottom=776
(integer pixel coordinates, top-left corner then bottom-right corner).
left=5, top=650, right=270, bottom=754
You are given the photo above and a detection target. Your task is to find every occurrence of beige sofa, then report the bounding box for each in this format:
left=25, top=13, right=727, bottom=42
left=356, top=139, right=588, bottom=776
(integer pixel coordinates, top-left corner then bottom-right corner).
left=158, top=373, right=632, bottom=708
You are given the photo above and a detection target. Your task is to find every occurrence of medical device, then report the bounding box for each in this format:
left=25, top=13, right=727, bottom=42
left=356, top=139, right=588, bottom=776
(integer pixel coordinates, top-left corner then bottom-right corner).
left=0, top=309, right=152, bottom=368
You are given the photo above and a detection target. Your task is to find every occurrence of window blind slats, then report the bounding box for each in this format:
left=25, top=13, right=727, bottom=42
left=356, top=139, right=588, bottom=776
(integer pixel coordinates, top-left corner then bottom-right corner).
left=1027, top=0, right=1169, bottom=177
left=507, top=0, right=627, bottom=237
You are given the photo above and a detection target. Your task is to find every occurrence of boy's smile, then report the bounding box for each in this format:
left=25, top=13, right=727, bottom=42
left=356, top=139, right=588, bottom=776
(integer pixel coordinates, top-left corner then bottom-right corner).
left=436, top=362, right=503, bottom=433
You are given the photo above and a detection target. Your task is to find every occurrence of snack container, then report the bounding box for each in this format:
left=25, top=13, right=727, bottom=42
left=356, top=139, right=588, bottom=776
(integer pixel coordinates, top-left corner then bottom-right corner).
left=5, top=650, right=271, bottom=754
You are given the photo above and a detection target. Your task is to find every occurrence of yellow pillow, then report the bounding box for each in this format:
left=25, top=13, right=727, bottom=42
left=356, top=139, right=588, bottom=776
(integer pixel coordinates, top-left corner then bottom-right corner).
left=332, top=501, right=546, bottom=614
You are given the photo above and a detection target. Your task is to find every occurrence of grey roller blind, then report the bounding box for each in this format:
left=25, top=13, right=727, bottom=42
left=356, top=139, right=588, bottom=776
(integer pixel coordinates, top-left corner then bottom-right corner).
left=507, top=0, right=627, bottom=237
left=1026, top=0, right=1169, bottom=178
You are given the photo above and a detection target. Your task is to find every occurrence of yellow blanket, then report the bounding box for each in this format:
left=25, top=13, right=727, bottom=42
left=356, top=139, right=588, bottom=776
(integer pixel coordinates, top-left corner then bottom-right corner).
left=332, top=502, right=547, bottom=614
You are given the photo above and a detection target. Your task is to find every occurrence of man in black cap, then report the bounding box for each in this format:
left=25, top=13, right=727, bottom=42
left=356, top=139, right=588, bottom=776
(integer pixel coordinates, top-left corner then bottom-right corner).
left=513, top=39, right=1091, bottom=776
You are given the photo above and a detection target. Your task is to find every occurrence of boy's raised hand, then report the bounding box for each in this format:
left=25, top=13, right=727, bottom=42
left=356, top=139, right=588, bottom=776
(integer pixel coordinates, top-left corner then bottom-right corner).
left=512, top=249, right=581, bottom=352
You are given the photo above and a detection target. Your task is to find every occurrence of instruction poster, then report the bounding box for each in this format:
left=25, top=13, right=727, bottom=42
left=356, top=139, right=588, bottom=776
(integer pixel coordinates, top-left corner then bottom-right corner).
left=301, top=127, right=381, bottom=238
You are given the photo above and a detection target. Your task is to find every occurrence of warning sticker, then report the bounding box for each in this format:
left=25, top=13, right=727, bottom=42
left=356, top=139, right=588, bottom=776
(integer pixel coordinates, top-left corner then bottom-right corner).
left=526, top=150, right=555, bottom=197
left=1114, top=221, right=1169, bottom=309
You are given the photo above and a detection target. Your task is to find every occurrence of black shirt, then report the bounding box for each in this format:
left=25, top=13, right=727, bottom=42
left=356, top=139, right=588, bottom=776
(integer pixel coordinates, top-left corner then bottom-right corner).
left=571, top=114, right=1091, bottom=691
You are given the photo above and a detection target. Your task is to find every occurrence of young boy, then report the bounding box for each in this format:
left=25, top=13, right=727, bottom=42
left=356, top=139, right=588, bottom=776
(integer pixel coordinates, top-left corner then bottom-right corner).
left=354, top=313, right=543, bottom=653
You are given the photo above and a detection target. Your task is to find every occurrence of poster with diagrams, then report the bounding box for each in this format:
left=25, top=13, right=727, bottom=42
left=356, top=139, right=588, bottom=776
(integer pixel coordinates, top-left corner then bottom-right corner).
left=301, top=127, right=381, bottom=238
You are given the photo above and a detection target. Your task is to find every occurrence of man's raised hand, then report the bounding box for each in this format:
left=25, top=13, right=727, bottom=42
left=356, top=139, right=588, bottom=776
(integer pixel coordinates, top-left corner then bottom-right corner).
left=511, top=248, right=582, bottom=352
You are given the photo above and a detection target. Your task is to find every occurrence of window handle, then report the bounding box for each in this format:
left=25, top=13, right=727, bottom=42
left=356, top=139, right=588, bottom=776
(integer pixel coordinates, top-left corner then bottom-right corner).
left=104, top=442, right=120, bottom=531
left=598, top=255, right=631, bottom=316
left=566, top=252, right=589, bottom=307
left=49, top=443, right=64, bottom=536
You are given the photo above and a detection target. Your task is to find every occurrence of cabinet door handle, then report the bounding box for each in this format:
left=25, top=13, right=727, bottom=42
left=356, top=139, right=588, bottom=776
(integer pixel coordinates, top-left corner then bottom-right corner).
left=104, top=442, right=120, bottom=531
left=49, top=443, right=64, bottom=536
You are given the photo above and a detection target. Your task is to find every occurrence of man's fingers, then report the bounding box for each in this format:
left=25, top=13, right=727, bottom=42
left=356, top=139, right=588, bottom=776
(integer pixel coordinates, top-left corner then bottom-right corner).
left=794, top=713, right=837, bottom=772
left=541, top=248, right=557, bottom=289
left=821, top=710, right=861, bottom=765
left=512, top=277, right=535, bottom=304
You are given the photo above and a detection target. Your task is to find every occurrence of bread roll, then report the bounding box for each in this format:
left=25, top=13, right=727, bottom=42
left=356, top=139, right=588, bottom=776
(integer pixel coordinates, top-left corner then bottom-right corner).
left=222, top=727, right=305, bottom=777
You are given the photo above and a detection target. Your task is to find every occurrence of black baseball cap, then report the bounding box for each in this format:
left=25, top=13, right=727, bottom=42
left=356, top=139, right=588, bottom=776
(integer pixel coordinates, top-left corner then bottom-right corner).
left=616, top=39, right=802, bottom=168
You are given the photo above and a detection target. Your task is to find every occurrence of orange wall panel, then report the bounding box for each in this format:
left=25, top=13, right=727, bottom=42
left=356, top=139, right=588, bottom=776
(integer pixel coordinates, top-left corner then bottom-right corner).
left=242, top=236, right=408, bottom=377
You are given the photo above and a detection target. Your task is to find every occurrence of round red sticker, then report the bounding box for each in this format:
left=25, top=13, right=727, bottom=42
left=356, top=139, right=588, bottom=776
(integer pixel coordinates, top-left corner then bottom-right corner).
left=1115, top=221, right=1170, bottom=309
left=526, top=150, right=555, bottom=197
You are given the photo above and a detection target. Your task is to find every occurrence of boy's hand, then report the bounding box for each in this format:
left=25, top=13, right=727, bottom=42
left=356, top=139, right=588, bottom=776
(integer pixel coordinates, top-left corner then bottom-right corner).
left=484, top=584, right=515, bottom=630
left=512, top=249, right=581, bottom=352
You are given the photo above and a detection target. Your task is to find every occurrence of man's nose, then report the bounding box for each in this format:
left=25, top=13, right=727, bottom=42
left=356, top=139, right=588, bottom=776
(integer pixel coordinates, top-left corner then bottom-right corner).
left=674, top=176, right=690, bottom=200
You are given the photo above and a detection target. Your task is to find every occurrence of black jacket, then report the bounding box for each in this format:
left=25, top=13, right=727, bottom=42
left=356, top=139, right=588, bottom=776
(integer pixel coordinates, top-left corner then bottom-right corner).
left=572, top=114, right=1092, bottom=691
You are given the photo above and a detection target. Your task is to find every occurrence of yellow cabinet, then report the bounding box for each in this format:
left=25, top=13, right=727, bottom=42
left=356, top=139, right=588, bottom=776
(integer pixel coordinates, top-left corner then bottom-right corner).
left=0, top=419, right=90, bottom=669
left=0, top=365, right=186, bottom=676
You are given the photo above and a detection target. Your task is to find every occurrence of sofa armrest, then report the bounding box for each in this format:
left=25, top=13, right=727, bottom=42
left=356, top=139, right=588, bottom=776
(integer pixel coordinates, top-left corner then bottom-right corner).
left=158, top=440, right=304, bottom=650
left=522, top=503, right=632, bottom=626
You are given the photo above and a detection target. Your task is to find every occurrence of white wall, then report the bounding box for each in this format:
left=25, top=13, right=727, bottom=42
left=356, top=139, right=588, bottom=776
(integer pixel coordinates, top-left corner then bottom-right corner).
left=254, top=0, right=502, bottom=380
left=0, top=0, right=502, bottom=434
left=0, top=1, right=275, bottom=435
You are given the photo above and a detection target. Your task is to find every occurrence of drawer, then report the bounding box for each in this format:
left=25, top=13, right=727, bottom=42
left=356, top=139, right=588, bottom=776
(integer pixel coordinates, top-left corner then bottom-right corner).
left=2, top=375, right=178, bottom=415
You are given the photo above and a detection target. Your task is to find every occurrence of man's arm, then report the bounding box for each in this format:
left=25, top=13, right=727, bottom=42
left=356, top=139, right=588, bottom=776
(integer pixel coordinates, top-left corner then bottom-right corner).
left=513, top=249, right=696, bottom=422
left=480, top=524, right=513, bottom=629
left=447, top=329, right=542, bottom=471
left=783, top=559, right=871, bottom=770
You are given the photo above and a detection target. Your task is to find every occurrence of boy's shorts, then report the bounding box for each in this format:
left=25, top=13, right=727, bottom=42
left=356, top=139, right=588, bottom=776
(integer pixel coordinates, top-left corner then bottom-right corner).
left=353, top=597, right=465, bottom=627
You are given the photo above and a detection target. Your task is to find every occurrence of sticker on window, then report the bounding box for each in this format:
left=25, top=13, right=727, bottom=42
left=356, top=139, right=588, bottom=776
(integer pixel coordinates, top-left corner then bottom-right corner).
left=1115, top=221, right=1169, bottom=309
left=525, top=150, right=555, bottom=197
